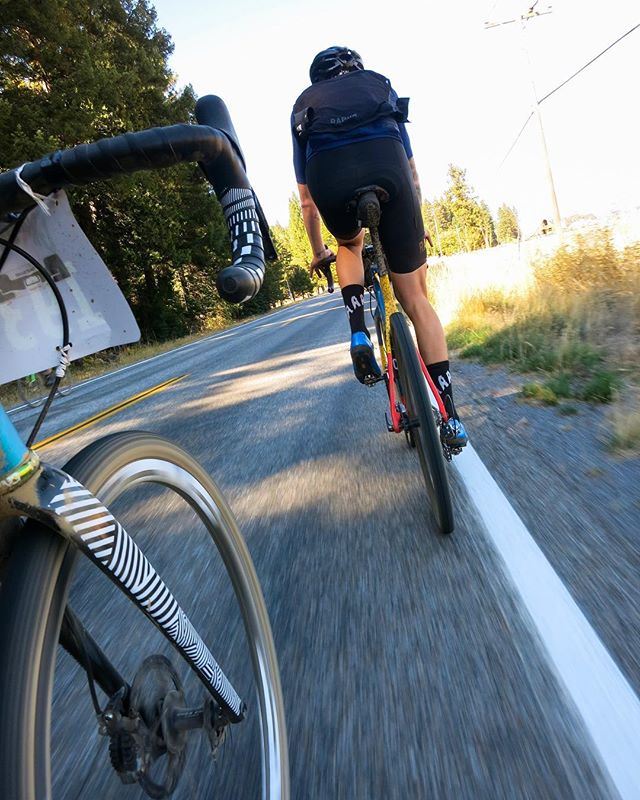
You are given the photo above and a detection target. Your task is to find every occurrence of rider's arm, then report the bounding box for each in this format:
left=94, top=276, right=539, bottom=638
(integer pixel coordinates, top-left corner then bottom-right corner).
left=408, top=157, right=422, bottom=205
left=399, top=123, right=422, bottom=205
left=297, top=183, right=332, bottom=269
left=292, top=120, right=333, bottom=270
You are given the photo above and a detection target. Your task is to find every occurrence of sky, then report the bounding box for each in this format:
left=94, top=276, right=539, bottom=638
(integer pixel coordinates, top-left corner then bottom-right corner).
left=151, top=0, right=639, bottom=236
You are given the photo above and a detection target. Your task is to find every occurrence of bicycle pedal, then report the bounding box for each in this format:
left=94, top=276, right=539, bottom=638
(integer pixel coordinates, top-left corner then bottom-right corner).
left=441, top=444, right=462, bottom=461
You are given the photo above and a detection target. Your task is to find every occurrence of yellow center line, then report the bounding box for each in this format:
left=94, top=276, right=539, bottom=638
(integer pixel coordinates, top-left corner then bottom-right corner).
left=33, top=374, right=188, bottom=451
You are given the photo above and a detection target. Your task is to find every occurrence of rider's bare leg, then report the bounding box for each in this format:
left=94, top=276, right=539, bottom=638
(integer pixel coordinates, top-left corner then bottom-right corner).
left=391, top=264, right=468, bottom=447
left=335, top=230, right=365, bottom=287
left=390, top=264, right=447, bottom=364
left=335, top=231, right=380, bottom=383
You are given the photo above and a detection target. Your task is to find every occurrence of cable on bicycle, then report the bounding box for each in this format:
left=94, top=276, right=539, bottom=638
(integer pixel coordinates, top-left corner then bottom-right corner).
left=0, top=236, right=71, bottom=444
left=62, top=608, right=106, bottom=717
left=0, top=206, right=33, bottom=274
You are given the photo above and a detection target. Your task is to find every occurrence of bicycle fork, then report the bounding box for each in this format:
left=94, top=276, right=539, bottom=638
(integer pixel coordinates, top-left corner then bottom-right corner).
left=0, top=458, right=246, bottom=725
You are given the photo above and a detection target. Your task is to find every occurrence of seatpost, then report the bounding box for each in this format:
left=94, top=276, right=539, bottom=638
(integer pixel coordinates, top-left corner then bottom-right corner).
left=355, top=188, right=389, bottom=277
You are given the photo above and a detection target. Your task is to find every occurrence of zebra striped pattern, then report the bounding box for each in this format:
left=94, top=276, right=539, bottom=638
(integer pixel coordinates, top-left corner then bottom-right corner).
left=49, top=475, right=243, bottom=719
left=220, top=187, right=265, bottom=270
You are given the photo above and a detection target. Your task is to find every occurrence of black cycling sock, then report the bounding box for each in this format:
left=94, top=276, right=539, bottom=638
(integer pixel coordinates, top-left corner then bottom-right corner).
left=427, top=360, right=458, bottom=419
left=341, top=284, right=367, bottom=335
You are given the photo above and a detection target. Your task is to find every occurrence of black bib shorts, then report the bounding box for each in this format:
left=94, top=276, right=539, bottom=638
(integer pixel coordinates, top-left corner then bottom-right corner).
left=305, top=137, right=426, bottom=274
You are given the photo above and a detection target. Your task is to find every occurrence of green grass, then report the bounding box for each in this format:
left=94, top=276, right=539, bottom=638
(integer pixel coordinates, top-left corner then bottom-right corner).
left=521, top=382, right=559, bottom=405
left=446, top=325, right=494, bottom=351
left=545, top=373, right=573, bottom=399
left=581, top=371, right=621, bottom=403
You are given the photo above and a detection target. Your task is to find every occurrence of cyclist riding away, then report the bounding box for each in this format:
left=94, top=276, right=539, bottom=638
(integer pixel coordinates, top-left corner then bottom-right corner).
left=290, top=46, right=468, bottom=448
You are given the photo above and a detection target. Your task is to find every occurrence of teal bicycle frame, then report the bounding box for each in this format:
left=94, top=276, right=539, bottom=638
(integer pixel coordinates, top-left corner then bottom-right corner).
left=0, top=404, right=31, bottom=483
left=0, top=401, right=246, bottom=723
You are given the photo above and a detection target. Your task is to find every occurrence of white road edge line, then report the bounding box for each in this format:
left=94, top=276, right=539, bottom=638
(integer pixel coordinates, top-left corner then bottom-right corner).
left=455, top=444, right=640, bottom=799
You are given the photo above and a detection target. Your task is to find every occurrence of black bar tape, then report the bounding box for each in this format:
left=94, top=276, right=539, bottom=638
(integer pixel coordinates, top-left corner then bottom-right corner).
left=0, top=101, right=272, bottom=303
left=0, top=125, right=228, bottom=216
left=195, top=96, right=277, bottom=262
left=195, top=96, right=268, bottom=302
left=216, top=187, right=265, bottom=303
left=195, top=95, right=246, bottom=168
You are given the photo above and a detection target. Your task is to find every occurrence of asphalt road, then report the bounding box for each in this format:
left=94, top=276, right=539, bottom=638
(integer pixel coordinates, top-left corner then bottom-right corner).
left=8, top=292, right=637, bottom=799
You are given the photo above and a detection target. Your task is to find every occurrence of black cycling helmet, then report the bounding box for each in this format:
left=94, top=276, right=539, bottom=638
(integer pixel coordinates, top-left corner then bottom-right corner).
left=309, top=46, right=364, bottom=84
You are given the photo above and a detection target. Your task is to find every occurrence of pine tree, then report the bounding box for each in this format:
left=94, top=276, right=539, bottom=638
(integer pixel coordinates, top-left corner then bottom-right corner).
left=496, top=204, right=520, bottom=244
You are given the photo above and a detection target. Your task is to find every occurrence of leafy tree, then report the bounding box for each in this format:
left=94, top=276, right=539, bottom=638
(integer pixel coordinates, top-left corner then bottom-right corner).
left=0, top=1, right=178, bottom=162
left=270, top=225, right=296, bottom=301
left=478, top=200, right=497, bottom=249
left=0, top=0, right=236, bottom=340
left=420, top=166, right=498, bottom=256
left=286, top=195, right=312, bottom=267
left=496, top=204, right=520, bottom=243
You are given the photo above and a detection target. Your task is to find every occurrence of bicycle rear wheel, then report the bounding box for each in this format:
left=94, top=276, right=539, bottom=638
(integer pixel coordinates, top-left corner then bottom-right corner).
left=390, top=313, right=454, bottom=534
left=373, top=308, right=389, bottom=391
left=0, top=431, right=289, bottom=799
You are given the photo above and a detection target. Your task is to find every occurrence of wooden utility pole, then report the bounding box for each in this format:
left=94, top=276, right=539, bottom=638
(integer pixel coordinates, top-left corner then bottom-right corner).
left=486, top=3, right=562, bottom=227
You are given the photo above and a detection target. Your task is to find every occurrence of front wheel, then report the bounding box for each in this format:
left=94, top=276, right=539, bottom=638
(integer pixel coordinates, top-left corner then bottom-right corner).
left=0, top=431, right=289, bottom=799
left=390, top=313, right=454, bottom=534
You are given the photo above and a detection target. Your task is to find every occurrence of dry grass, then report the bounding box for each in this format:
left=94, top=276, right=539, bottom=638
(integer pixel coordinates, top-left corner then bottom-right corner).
left=0, top=333, right=208, bottom=409
left=609, top=407, right=640, bottom=453
left=441, top=228, right=640, bottom=448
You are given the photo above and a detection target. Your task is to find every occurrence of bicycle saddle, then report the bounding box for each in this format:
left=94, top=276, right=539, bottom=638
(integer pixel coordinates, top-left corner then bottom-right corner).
left=350, top=185, right=390, bottom=228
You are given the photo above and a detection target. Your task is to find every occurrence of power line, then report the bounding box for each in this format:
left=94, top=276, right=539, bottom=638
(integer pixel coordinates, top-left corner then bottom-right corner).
left=499, top=22, right=640, bottom=167
left=487, top=5, right=561, bottom=222
left=498, top=112, right=533, bottom=169
left=539, top=22, right=640, bottom=104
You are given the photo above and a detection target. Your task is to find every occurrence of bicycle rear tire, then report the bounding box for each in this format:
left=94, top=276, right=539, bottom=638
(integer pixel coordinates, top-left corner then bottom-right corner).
left=390, top=313, right=454, bottom=534
left=0, top=431, right=289, bottom=799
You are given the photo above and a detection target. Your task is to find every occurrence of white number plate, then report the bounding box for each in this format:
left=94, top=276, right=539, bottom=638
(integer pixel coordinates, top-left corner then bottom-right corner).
left=0, top=191, right=140, bottom=384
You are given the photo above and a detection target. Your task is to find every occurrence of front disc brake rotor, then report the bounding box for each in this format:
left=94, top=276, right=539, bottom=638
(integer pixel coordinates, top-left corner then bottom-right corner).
left=129, top=655, right=187, bottom=799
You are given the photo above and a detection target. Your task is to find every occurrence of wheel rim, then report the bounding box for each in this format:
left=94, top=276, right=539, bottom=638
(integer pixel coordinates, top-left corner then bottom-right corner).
left=97, top=458, right=288, bottom=799
left=13, top=435, right=288, bottom=800
left=390, top=315, right=454, bottom=533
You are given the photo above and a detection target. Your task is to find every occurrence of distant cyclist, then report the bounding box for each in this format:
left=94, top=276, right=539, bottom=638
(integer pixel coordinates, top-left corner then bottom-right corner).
left=290, top=45, right=467, bottom=447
